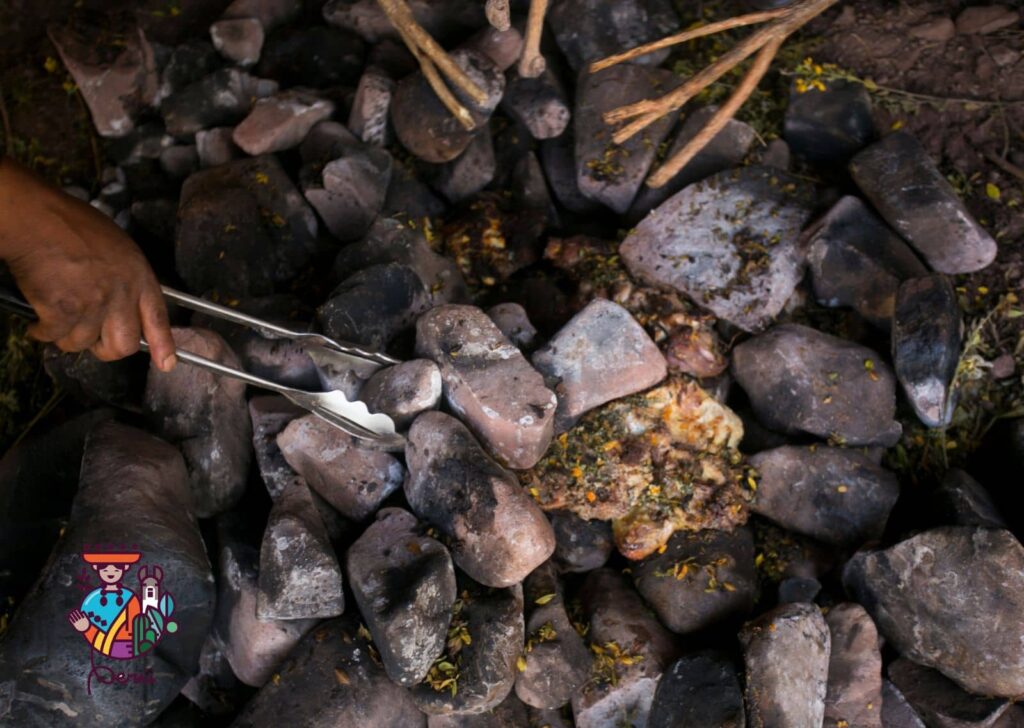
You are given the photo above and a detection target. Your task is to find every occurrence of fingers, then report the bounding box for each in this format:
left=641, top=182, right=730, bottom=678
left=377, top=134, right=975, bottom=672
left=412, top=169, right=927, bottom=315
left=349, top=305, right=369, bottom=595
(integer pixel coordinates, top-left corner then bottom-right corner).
left=139, top=283, right=176, bottom=372
left=91, top=288, right=142, bottom=362
left=53, top=303, right=106, bottom=353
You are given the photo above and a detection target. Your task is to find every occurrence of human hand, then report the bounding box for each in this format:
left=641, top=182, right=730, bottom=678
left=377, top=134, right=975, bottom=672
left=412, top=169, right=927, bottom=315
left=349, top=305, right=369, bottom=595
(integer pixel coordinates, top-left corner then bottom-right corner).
left=68, top=609, right=90, bottom=632
left=0, top=158, right=176, bottom=371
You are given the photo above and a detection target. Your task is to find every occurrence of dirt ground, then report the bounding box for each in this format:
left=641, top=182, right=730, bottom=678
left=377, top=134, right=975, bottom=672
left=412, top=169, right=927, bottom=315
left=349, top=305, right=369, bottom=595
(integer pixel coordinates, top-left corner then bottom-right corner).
left=0, top=0, right=1021, bottom=474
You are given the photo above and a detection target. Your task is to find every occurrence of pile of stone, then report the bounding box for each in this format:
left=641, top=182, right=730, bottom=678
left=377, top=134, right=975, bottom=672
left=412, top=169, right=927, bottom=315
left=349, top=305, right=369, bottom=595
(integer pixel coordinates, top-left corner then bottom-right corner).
left=1, top=1, right=1020, bottom=727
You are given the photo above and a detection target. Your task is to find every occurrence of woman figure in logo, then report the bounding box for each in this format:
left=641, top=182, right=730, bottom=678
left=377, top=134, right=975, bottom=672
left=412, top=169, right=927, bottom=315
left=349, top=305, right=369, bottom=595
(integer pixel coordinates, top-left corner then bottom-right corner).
left=66, top=551, right=176, bottom=659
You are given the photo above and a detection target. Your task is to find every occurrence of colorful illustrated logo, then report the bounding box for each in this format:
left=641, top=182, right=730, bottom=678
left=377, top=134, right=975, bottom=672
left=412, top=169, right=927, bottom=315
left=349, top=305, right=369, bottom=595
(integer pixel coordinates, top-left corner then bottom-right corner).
left=67, top=547, right=178, bottom=663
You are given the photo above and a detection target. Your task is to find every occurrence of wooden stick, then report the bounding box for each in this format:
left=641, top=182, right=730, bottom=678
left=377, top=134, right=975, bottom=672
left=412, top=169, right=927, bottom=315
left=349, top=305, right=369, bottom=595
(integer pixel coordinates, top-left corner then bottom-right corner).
left=647, top=36, right=784, bottom=188
left=485, top=0, right=511, bottom=31
left=393, top=21, right=476, bottom=130
left=589, top=8, right=789, bottom=74
left=376, top=0, right=488, bottom=107
left=518, top=0, right=549, bottom=78
left=601, top=0, right=838, bottom=147
left=607, top=23, right=775, bottom=143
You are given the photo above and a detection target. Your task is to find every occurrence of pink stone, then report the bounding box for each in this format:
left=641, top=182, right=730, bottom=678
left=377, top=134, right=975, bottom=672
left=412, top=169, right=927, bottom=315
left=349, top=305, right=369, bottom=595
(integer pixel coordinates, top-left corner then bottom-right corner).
left=415, top=304, right=556, bottom=469
left=532, top=298, right=667, bottom=431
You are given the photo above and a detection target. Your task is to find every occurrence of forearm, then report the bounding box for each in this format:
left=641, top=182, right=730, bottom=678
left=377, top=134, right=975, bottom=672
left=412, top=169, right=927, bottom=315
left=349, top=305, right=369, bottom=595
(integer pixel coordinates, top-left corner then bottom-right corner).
left=0, top=156, right=61, bottom=262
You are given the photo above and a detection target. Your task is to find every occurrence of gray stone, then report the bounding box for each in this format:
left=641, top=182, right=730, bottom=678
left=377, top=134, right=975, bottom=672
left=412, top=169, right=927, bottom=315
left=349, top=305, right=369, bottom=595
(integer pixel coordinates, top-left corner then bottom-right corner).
left=0, top=422, right=214, bottom=727
left=487, top=303, right=538, bottom=350
left=548, top=0, right=680, bottom=71
left=301, top=126, right=393, bottom=241
left=572, top=569, right=677, bottom=728
left=463, top=25, right=522, bottom=71
left=176, top=155, right=318, bottom=297
left=157, top=39, right=221, bottom=105
left=532, top=298, right=667, bottom=431
left=574, top=64, right=679, bottom=214
left=257, top=477, right=344, bottom=619
left=230, top=616, right=426, bottom=727
left=248, top=397, right=345, bottom=536
left=144, top=327, right=252, bottom=518
left=416, top=304, right=557, bottom=469
left=888, top=659, right=1009, bottom=728
left=850, top=131, right=997, bottom=273
left=649, top=651, right=745, bottom=728
left=233, top=89, right=335, bottom=155
left=48, top=20, right=158, bottom=138
left=430, top=125, right=496, bottom=204
left=361, top=360, right=443, bottom=429
left=195, top=127, right=242, bottom=167
left=778, top=576, right=822, bottom=604
left=843, top=526, right=1024, bottom=697
left=248, top=394, right=304, bottom=496
left=541, top=128, right=603, bottom=214
left=620, top=166, right=817, bottom=332
left=411, top=577, right=524, bottom=716
left=883, top=678, right=928, bottom=728
left=732, top=323, right=902, bottom=446
left=893, top=274, right=962, bottom=428
left=392, top=48, right=505, bottom=163
left=515, top=563, right=591, bottom=709
left=739, top=602, right=831, bottom=728
left=824, top=603, right=883, bottom=728
left=214, top=524, right=317, bottom=688
left=348, top=65, right=395, bottom=147
left=549, top=511, right=613, bottom=573
left=501, top=70, right=571, bottom=141
left=320, top=263, right=432, bottom=350
left=935, top=468, right=1006, bottom=528
left=333, top=217, right=468, bottom=305
left=347, top=508, right=456, bottom=686
left=159, top=144, right=198, bottom=178
left=748, top=445, right=900, bottom=547
left=210, top=18, right=264, bottom=67
left=629, top=106, right=757, bottom=221
left=162, top=68, right=278, bottom=138
left=807, top=195, right=927, bottom=328
left=277, top=414, right=404, bottom=521
left=405, top=412, right=555, bottom=587
left=633, top=527, right=756, bottom=635
left=784, top=80, right=875, bottom=165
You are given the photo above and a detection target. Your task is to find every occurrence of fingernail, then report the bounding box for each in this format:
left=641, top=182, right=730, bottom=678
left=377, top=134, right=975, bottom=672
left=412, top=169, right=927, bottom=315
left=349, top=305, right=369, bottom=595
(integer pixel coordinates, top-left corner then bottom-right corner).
left=161, top=354, right=176, bottom=371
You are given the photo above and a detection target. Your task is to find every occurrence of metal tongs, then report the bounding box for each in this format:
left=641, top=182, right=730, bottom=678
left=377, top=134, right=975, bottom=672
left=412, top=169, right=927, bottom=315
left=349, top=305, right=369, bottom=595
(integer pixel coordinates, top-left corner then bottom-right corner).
left=0, top=284, right=406, bottom=450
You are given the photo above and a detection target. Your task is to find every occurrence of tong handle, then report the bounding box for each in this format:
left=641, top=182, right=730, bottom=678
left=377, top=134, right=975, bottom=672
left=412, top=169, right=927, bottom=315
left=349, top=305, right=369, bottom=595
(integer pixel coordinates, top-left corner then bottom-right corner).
left=161, top=286, right=298, bottom=341
left=161, top=286, right=399, bottom=368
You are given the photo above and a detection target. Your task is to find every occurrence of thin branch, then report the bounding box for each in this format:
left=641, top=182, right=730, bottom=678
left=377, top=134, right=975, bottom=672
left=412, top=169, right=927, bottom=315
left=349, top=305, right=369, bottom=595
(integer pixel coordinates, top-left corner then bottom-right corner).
left=393, top=21, right=476, bottom=130
left=592, top=0, right=838, bottom=172
left=485, top=0, right=511, bottom=32
left=376, top=0, right=488, bottom=107
left=647, top=36, right=783, bottom=188
left=607, top=24, right=773, bottom=143
left=518, top=0, right=549, bottom=78
left=984, top=151, right=1024, bottom=184
left=589, top=8, right=789, bottom=74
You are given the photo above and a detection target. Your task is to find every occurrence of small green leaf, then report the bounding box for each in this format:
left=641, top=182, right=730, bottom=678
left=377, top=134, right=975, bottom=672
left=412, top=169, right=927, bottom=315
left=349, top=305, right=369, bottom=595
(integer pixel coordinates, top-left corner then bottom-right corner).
left=986, top=183, right=1001, bottom=201
left=535, top=593, right=556, bottom=605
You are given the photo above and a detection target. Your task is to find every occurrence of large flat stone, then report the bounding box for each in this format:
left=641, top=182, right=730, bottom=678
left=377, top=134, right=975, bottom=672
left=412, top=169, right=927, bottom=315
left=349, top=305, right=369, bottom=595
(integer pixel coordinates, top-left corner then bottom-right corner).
left=621, top=166, right=817, bottom=332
